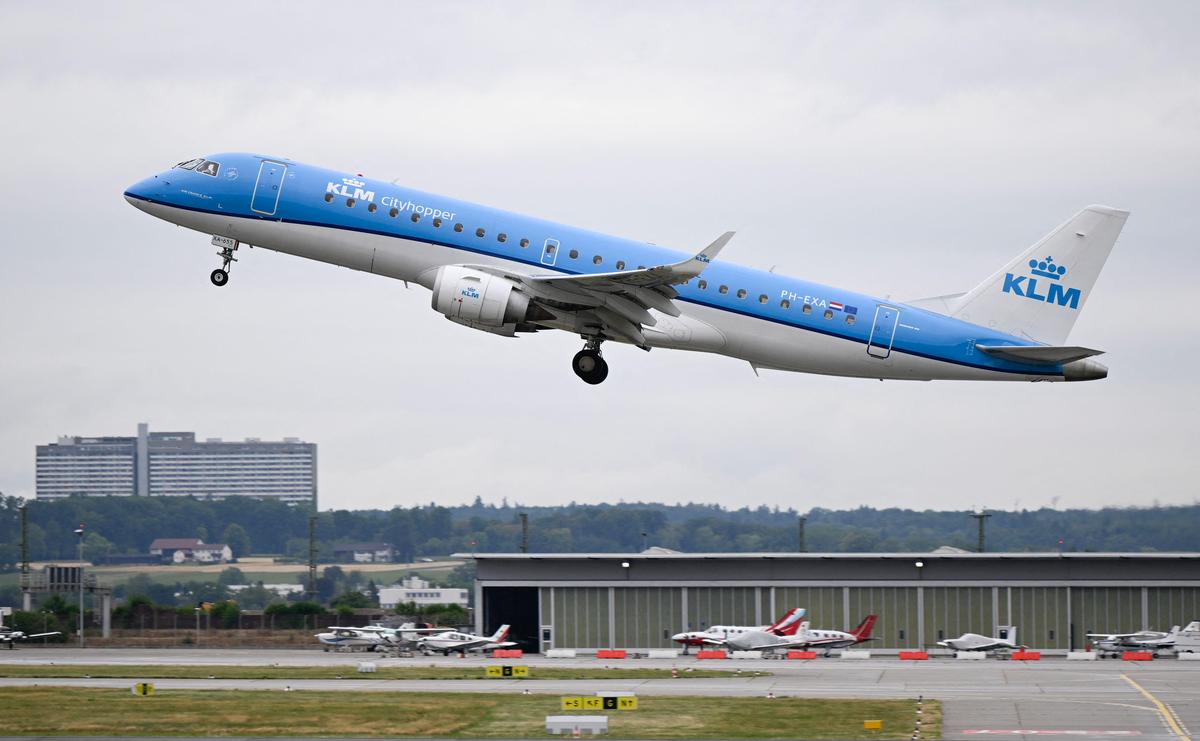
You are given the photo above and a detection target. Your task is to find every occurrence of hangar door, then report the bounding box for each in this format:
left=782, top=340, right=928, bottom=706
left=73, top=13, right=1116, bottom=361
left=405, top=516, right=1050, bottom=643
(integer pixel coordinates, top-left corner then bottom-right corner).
left=482, top=586, right=539, bottom=653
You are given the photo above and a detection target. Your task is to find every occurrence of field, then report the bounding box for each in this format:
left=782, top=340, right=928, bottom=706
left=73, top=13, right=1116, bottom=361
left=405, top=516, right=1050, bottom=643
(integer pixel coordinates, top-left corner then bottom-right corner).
left=0, top=687, right=938, bottom=738
left=0, top=664, right=748, bottom=680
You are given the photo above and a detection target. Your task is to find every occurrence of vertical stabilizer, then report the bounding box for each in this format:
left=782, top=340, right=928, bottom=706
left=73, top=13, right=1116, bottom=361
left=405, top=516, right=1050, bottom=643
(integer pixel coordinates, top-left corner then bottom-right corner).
left=944, top=205, right=1128, bottom=344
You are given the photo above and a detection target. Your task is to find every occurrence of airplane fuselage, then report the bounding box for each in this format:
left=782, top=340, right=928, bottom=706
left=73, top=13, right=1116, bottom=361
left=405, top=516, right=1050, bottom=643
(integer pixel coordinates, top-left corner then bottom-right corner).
left=124, top=153, right=1110, bottom=382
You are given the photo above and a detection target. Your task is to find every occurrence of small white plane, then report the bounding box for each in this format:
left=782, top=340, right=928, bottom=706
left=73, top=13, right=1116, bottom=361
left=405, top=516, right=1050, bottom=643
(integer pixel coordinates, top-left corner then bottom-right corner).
left=938, top=630, right=1021, bottom=653
left=0, top=626, right=61, bottom=648
left=1087, top=622, right=1200, bottom=656
left=315, top=623, right=445, bottom=651
left=419, top=625, right=516, bottom=655
left=671, top=608, right=806, bottom=652
left=725, top=614, right=877, bottom=654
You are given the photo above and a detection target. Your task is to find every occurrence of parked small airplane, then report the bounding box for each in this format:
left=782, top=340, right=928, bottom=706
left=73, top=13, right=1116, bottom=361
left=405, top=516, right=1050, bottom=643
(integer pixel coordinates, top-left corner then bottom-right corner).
left=125, top=154, right=1127, bottom=385
left=0, top=626, right=62, bottom=648
left=1087, top=622, right=1200, bottom=656
left=419, top=625, right=516, bottom=655
left=725, top=614, right=877, bottom=654
left=938, top=630, right=1021, bottom=653
left=671, top=608, right=806, bottom=652
left=315, top=623, right=445, bottom=651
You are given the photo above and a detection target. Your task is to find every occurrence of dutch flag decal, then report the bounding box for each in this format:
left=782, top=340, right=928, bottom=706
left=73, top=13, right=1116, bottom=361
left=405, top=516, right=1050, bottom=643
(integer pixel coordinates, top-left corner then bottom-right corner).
left=829, top=301, right=844, bottom=312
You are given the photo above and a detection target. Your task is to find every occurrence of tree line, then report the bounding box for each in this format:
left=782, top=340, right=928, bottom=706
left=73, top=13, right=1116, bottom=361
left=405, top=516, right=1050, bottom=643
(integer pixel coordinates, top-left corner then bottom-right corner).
left=1, top=494, right=1197, bottom=568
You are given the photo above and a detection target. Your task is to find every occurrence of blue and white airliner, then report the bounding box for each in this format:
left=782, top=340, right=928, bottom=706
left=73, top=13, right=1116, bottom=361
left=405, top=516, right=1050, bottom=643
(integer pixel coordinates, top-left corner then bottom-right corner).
left=124, top=153, right=1127, bottom=384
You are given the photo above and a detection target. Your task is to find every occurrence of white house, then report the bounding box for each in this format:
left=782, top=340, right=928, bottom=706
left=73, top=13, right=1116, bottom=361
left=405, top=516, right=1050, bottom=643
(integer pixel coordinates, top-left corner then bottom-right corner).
left=150, top=538, right=232, bottom=564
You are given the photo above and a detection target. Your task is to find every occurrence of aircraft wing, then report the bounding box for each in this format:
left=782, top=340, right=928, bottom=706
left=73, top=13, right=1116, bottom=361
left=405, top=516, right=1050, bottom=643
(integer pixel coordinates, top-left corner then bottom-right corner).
left=464, top=232, right=733, bottom=347
left=976, top=345, right=1104, bottom=365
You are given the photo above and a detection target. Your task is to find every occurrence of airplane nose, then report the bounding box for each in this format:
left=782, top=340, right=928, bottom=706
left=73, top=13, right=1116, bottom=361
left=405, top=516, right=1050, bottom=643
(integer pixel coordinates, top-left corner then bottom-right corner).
left=671, top=633, right=686, bottom=641
left=123, top=174, right=161, bottom=206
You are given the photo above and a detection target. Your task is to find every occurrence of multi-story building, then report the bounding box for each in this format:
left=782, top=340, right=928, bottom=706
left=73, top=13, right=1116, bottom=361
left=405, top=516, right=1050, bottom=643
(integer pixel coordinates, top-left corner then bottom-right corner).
left=379, top=576, right=469, bottom=610
left=36, top=423, right=316, bottom=506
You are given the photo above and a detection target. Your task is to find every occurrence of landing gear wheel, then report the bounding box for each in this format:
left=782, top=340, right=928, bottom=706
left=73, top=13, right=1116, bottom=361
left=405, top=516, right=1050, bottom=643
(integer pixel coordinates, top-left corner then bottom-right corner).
left=210, top=268, right=229, bottom=287
left=572, top=349, right=609, bottom=385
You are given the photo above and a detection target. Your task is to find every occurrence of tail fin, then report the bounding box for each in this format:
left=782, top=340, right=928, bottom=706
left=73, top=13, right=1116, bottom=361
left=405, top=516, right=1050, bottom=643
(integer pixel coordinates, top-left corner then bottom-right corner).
left=491, top=624, right=511, bottom=642
left=851, top=614, right=877, bottom=642
left=921, top=205, right=1128, bottom=344
left=767, top=608, right=807, bottom=636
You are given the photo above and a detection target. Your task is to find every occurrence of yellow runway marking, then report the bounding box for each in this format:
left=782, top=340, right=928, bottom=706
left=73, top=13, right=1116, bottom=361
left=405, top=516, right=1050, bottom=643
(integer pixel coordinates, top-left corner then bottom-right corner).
left=1122, top=673, right=1191, bottom=741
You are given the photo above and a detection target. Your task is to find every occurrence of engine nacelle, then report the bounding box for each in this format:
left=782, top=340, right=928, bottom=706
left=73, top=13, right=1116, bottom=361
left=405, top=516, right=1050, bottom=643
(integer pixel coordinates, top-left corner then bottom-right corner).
left=431, top=265, right=531, bottom=335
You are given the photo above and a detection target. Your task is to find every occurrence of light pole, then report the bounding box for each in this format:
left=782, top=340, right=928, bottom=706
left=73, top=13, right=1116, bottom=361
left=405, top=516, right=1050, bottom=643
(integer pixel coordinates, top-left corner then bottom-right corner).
left=73, top=524, right=85, bottom=648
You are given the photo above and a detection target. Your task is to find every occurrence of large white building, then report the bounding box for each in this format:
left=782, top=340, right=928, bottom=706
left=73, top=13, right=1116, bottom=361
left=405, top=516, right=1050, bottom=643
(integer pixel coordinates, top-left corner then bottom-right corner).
left=379, top=576, right=469, bottom=610
left=36, top=423, right=317, bottom=505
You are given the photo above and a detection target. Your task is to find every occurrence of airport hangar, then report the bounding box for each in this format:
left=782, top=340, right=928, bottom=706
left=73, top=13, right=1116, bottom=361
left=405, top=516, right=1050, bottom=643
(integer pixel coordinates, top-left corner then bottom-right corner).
left=462, top=551, right=1200, bottom=654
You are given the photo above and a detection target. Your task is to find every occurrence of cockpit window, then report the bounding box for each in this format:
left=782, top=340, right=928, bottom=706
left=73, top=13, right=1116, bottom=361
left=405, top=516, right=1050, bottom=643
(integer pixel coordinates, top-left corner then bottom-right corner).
left=174, top=158, right=203, bottom=170
left=194, top=160, right=220, bottom=177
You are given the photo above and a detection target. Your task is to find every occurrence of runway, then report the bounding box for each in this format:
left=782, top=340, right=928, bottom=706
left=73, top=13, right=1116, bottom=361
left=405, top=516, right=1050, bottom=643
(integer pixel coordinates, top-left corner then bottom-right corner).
left=2, top=649, right=1196, bottom=739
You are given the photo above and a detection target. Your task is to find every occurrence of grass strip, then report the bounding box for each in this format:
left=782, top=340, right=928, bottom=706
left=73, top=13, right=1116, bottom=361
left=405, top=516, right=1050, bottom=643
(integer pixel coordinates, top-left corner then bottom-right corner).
left=0, top=663, right=749, bottom=680
left=0, top=687, right=937, bottom=739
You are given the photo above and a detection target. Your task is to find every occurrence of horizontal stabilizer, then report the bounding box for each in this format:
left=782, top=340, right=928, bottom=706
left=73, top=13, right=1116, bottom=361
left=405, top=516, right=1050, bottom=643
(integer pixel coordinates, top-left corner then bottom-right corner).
left=977, top=345, right=1104, bottom=365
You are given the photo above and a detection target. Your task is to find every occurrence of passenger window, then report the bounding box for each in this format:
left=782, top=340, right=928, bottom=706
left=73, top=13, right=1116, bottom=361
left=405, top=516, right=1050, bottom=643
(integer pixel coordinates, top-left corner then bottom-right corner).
left=454, top=223, right=464, bottom=232
left=616, top=260, right=625, bottom=270
left=758, top=294, right=768, bottom=304
left=520, top=238, right=530, bottom=248
left=698, top=280, right=707, bottom=290
left=569, top=249, right=579, bottom=259
left=498, top=233, right=507, bottom=243
left=389, top=207, right=398, bottom=217
left=475, top=227, right=485, bottom=237
left=719, top=285, right=729, bottom=294
left=846, top=315, right=855, bottom=325
left=368, top=203, right=377, bottom=213
left=592, top=255, right=602, bottom=265
left=411, top=213, right=421, bottom=223
left=736, top=289, right=747, bottom=299
left=780, top=299, right=790, bottom=309
left=346, top=198, right=355, bottom=208
left=802, top=304, right=812, bottom=315
left=324, top=193, right=333, bottom=203
left=824, top=309, right=833, bottom=319
left=433, top=217, right=442, bottom=227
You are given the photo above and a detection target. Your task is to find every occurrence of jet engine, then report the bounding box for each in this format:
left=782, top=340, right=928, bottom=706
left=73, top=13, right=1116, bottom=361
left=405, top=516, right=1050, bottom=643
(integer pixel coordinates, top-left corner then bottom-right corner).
left=431, top=265, right=534, bottom=336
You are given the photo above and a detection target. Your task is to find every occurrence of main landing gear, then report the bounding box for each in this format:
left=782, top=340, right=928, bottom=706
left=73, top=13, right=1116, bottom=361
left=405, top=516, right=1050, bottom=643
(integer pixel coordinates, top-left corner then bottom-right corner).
left=572, top=338, right=609, bottom=385
left=210, top=242, right=238, bottom=287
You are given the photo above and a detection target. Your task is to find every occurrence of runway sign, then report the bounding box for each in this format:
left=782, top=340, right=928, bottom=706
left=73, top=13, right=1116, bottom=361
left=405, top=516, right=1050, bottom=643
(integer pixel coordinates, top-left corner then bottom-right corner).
left=561, top=696, right=637, bottom=710
left=485, top=664, right=529, bottom=677
left=131, top=682, right=154, bottom=696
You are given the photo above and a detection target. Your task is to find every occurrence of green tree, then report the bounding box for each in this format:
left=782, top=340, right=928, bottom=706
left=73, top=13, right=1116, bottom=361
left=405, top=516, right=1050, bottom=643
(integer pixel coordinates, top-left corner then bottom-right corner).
left=330, top=590, right=373, bottom=609
left=220, top=523, right=252, bottom=558
left=80, top=531, right=114, bottom=563
left=217, top=567, right=247, bottom=588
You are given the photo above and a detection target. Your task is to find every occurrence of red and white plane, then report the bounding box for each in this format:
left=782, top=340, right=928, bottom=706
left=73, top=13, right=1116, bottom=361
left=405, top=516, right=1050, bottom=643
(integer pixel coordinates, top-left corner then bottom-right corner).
left=725, top=614, right=878, bottom=654
left=671, top=608, right=806, bottom=652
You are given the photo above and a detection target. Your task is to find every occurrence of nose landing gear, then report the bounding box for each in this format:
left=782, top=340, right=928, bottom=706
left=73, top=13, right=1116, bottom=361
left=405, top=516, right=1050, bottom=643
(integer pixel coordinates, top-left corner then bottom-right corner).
left=211, top=240, right=238, bottom=287
left=572, top=338, right=609, bottom=385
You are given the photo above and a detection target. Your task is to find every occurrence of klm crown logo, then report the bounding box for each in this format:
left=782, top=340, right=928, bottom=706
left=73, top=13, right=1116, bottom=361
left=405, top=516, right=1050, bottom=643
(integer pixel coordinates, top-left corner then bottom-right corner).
left=1030, top=256, right=1068, bottom=280
left=1002, top=255, right=1080, bottom=310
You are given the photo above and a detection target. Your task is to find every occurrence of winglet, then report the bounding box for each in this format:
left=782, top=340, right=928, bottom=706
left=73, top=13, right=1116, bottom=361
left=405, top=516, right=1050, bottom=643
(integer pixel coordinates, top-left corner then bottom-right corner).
left=674, top=231, right=734, bottom=281
left=698, top=231, right=735, bottom=262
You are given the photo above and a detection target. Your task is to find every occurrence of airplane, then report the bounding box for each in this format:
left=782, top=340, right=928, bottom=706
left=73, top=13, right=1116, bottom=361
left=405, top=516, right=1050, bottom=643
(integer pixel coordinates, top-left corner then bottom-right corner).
left=724, top=614, right=877, bottom=655
left=0, top=626, right=62, bottom=648
left=315, top=622, right=445, bottom=651
left=419, top=625, right=516, bottom=656
left=671, top=608, right=806, bottom=653
left=1087, top=622, right=1200, bottom=657
left=124, top=154, right=1127, bottom=385
left=938, top=630, right=1021, bottom=653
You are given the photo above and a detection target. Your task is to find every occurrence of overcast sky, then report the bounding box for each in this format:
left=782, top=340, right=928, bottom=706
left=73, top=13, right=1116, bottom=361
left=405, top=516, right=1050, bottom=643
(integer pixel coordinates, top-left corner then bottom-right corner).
left=1, top=2, right=1197, bottom=513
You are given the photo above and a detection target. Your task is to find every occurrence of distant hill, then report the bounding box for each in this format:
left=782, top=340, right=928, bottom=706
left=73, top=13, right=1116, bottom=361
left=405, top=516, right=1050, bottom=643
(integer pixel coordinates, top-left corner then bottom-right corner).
left=1, top=494, right=1196, bottom=569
